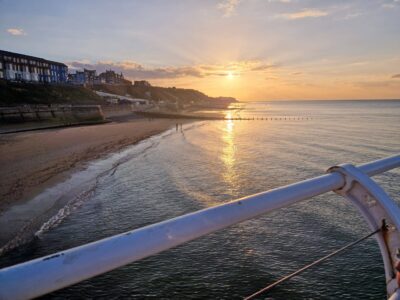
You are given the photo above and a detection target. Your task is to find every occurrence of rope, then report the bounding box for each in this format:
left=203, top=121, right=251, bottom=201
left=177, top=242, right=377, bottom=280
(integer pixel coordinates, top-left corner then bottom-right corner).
left=244, top=227, right=381, bottom=300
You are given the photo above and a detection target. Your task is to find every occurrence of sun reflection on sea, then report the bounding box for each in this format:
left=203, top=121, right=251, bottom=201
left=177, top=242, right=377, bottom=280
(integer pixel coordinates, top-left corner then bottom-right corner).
left=221, top=115, right=239, bottom=197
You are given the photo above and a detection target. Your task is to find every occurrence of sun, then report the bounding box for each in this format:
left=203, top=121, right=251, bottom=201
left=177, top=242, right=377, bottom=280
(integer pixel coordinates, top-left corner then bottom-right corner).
left=227, top=72, right=234, bottom=79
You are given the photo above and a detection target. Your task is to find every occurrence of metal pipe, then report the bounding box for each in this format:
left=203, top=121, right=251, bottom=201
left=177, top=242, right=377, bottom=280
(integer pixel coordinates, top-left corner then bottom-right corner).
left=0, top=155, right=399, bottom=300
left=358, top=154, right=400, bottom=176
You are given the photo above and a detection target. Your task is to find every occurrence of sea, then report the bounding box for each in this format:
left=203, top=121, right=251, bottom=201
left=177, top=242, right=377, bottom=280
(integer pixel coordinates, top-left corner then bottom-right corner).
left=1, top=100, right=400, bottom=299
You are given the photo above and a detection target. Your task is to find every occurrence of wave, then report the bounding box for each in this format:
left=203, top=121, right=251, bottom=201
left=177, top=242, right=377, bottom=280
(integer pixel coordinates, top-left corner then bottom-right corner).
left=0, top=130, right=171, bottom=256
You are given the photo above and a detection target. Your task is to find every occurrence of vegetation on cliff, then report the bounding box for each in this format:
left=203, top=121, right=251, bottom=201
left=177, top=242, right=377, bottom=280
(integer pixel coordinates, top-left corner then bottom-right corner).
left=0, top=80, right=238, bottom=107
left=93, top=84, right=237, bottom=108
left=0, top=80, right=104, bottom=105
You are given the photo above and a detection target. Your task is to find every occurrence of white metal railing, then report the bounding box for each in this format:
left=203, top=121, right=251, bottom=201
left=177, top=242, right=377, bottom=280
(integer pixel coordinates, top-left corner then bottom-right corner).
left=0, top=155, right=399, bottom=300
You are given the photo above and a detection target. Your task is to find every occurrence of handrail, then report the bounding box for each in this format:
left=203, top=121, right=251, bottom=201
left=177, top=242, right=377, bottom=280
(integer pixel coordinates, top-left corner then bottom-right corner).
left=0, top=154, right=399, bottom=300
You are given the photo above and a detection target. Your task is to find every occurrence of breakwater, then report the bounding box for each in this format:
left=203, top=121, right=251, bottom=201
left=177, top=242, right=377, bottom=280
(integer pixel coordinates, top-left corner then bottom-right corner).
left=135, top=110, right=311, bottom=121
left=0, top=105, right=105, bottom=124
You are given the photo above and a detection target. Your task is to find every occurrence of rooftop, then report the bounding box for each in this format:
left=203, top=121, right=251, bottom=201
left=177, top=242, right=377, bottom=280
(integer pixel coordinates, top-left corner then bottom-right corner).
left=0, top=50, right=67, bottom=67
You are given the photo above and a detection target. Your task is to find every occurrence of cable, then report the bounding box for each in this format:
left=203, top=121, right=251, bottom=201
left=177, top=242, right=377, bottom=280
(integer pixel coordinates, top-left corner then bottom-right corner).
left=244, top=227, right=381, bottom=300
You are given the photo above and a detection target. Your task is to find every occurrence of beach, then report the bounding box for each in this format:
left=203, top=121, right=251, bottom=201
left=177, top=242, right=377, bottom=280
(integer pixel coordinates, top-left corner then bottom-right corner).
left=0, top=118, right=180, bottom=214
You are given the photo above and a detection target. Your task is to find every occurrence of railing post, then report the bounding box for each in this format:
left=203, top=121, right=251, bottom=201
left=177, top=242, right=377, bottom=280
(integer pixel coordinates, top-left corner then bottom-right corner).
left=328, top=164, right=400, bottom=298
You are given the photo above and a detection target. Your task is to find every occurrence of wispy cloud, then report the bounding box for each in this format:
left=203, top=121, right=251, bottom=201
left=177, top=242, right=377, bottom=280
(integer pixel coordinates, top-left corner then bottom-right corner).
left=344, top=12, right=363, bottom=19
left=201, top=60, right=278, bottom=74
left=68, top=61, right=203, bottom=79
left=217, top=0, right=240, bottom=17
left=381, top=0, right=400, bottom=9
left=278, top=9, right=329, bottom=20
left=355, top=80, right=400, bottom=88
left=251, top=63, right=277, bottom=71
left=6, top=28, right=26, bottom=36
left=392, top=74, right=400, bottom=79
left=382, top=3, right=395, bottom=8
left=67, top=59, right=278, bottom=80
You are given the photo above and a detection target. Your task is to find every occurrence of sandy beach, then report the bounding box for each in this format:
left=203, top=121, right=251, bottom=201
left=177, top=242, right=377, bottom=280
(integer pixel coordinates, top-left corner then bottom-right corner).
left=0, top=118, right=180, bottom=214
left=0, top=117, right=190, bottom=253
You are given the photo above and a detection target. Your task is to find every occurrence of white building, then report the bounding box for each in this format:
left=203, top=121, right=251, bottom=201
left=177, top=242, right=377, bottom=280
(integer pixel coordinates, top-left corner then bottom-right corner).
left=0, top=50, right=67, bottom=83
left=95, top=91, right=150, bottom=105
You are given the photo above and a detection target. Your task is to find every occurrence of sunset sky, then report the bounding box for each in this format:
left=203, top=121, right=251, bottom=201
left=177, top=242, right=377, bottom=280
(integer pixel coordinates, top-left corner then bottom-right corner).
left=1, top=0, right=400, bottom=101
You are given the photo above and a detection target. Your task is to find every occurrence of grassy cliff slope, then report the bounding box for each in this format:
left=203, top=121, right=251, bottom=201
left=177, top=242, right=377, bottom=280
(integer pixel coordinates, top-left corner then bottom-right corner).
left=0, top=80, right=104, bottom=106
left=93, top=84, right=237, bottom=106
left=0, top=80, right=237, bottom=107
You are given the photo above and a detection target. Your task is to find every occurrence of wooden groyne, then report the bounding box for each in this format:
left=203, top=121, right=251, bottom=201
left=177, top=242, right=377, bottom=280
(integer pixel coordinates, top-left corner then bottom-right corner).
left=134, top=111, right=221, bottom=120
left=134, top=111, right=312, bottom=121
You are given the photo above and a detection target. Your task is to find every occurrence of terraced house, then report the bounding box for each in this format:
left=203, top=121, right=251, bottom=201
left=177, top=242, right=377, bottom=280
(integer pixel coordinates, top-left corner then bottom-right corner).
left=0, top=50, right=67, bottom=83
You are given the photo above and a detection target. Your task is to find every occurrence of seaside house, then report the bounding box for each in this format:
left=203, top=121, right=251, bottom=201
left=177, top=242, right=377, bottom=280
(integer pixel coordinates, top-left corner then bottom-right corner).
left=68, top=69, right=132, bottom=86
left=0, top=50, right=67, bottom=83
left=98, top=70, right=132, bottom=85
left=95, top=91, right=149, bottom=106
left=68, top=69, right=98, bottom=85
left=133, top=80, right=151, bottom=87
left=0, top=61, right=3, bottom=79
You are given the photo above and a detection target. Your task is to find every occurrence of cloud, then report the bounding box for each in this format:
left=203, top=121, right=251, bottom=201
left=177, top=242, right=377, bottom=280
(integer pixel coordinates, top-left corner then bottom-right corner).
left=392, top=74, right=400, bottom=79
left=225, top=60, right=278, bottom=72
left=251, top=63, right=277, bottom=71
left=205, top=72, right=240, bottom=77
left=6, top=28, right=26, bottom=36
left=67, top=59, right=279, bottom=80
left=355, top=80, right=400, bottom=88
left=218, top=0, right=240, bottom=17
left=278, top=9, right=329, bottom=20
left=68, top=61, right=203, bottom=79
left=382, top=3, right=395, bottom=8
left=382, top=0, right=400, bottom=8
left=344, top=12, right=363, bottom=19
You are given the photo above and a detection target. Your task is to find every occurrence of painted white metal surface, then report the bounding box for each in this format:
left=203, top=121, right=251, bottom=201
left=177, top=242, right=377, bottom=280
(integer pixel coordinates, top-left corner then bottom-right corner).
left=0, top=154, right=399, bottom=300
left=328, top=163, right=400, bottom=297
left=390, top=290, right=400, bottom=300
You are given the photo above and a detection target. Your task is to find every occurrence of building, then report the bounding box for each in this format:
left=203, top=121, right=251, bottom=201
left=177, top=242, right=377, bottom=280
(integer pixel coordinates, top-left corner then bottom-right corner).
left=95, top=91, right=150, bottom=105
left=98, top=70, right=131, bottom=85
left=0, top=60, right=3, bottom=80
left=68, top=68, right=98, bottom=85
left=68, top=69, right=132, bottom=85
left=0, top=50, right=67, bottom=83
left=134, top=80, right=151, bottom=87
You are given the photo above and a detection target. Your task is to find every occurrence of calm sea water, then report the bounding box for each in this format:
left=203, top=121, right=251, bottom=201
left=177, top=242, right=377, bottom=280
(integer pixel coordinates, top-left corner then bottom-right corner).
left=1, top=100, right=400, bottom=299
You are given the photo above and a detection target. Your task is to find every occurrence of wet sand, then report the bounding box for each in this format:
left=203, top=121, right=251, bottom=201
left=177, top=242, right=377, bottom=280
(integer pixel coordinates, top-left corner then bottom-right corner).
left=0, top=118, right=180, bottom=214
left=0, top=117, right=192, bottom=253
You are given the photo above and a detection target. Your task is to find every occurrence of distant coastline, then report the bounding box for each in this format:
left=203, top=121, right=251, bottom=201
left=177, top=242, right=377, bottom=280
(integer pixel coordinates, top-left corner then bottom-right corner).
left=247, top=98, right=400, bottom=102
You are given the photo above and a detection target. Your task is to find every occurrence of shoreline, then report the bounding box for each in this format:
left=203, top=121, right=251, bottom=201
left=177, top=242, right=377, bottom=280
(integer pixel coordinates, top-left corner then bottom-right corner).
left=0, top=117, right=193, bottom=252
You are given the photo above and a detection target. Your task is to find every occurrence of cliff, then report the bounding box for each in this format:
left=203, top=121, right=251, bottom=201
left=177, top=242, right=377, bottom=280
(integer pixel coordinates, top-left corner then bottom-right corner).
left=93, top=84, right=238, bottom=108
left=0, top=80, right=104, bottom=106
left=0, top=80, right=238, bottom=107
